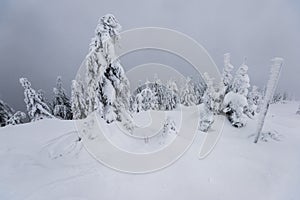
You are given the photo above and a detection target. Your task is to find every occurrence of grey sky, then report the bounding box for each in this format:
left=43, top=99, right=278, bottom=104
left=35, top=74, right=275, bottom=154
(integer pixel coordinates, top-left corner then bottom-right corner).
left=0, top=0, right=299, bottom=112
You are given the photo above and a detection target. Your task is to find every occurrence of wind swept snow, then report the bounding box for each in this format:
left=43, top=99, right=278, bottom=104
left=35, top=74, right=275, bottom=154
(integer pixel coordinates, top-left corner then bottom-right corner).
left=0, top=102, right=299, bottom=200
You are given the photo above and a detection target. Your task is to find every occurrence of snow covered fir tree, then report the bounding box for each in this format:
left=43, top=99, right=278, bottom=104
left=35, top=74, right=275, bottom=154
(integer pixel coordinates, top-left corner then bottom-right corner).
left=71, top=79, right=87, bottom=120
left=80, top=14, right=134, bottom=130
left=20, top=77, right=53, bottom=121
left=52, top=76, right=72, bottom=120
left=180, top=76, right=196, bottom=106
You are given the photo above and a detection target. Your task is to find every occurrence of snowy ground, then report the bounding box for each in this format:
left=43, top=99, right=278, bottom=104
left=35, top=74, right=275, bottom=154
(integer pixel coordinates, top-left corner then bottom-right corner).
left=0, top=102, right=299, bottom=200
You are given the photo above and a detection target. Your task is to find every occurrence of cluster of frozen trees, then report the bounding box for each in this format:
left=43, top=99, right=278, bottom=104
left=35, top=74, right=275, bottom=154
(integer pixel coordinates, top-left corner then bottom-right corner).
left=198, top=54, right=263, bottom=130
left=0, top=75, right=72, bottom=127
left=129, top=75, right=206, bottom=113
left=129, top=77, right=180, bottom=112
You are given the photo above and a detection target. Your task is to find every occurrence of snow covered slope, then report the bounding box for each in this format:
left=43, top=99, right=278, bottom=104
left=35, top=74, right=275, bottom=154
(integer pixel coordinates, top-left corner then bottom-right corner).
left=0, top=102, right=299, bottom=200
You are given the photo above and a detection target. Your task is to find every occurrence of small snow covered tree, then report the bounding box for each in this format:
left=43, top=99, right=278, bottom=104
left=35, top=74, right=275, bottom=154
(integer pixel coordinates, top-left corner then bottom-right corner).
left=20, top=78, right=53, bottom=121
left=135, top=86, right=156, bottom=112
left=232, top=58, right=250, bottom=97
left=198, top=103, right=214, bottom=132
left=193, top=78, right=206, bottom=105
left=0, top=99, right=14, bottom=127
left=166, top=79, right=180, bottom=110
left=6, top=111, right=26, bottom=125
left=247, top=85, right=262, bottom=116
left=254, top=58, right=283, bottom=143
left=202, top=73, right=222, bottom=113
left=223, top=91, right=249, bottom=127
left=52, top=76, right=72, bottom=120
left=86, top=14, right=133, bottom=128
left=162, top=117, right=178, bottom=135
left=71, top=80, right=87, bottom=120
left=152, top=75, right=166, bottom=110
left=271, top=92, right=283, bottom=104
left=198, top=73, right=215, bottom=132
left=222, top=53, right=234, bottom=93
left=296, top=104, right=300, bottom=115
left=180, top=77, right=196, bottom=106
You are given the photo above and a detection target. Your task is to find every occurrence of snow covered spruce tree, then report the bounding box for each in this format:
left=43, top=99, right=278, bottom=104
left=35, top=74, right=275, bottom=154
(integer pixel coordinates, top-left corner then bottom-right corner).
left=20, top=78, right=53, bottom=121
left=254, top=58, right=283, bottom=143
left=202, top=73, right=223, bottom=113
left=166, top=79, right=180, bottom=110
left=135, top=85, right=156, bottom=112
left=232, top=58, right=250, bottom=97
left=152, top=75, right=166, bottom=110
left=0, top=99, right=14, bottom=127
left=193, top=78, right=206, bottom=105
left=180, top=77, right=196, bottom=106
left=52, top=76, right=72, bottom=120
left=71, top=79, right=87, bottom=120
left=6, top=111, right=26, bottom=125
left=85, top=14, right=134, bottom=130
left=222, top=53, right=234, bottom=93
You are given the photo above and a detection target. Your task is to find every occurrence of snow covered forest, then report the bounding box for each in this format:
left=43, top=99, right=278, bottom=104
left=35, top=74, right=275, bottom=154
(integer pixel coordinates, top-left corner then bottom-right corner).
left=0, top=15, right=296, bottom=134
left=0, top=13, right=300, bottom=200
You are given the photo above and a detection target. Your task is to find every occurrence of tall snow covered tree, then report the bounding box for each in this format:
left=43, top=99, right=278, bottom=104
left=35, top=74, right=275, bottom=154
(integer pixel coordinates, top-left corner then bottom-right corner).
left=232, top=58, right=250, bottom=97
left=254, top=58, right=283, bottom=143
left=20, top=78, right=53, bottom=121
left=71, top=79, right=87, bottom=120
left=180, top=77, right=196, bottom=106
left=52, top=76, right=72, bottom=120
left=85, top=14, right=133, bottom=129
left=0, top=99, right=14, bottom=127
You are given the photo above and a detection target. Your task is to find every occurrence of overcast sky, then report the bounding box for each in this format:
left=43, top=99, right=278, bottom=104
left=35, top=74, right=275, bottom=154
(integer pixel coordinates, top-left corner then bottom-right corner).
left=0, top=0, right=299, bottom=111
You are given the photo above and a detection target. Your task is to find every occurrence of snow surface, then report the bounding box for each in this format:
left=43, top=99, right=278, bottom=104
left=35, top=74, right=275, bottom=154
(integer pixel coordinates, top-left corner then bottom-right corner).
left=0, top=102, right=299, bottom=200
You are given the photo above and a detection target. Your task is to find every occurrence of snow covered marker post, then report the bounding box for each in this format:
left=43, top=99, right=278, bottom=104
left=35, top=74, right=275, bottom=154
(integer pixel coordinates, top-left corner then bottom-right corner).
left=254, top=58, right=283, bottom=143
